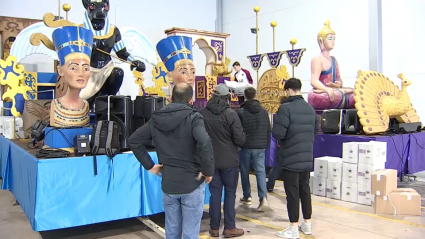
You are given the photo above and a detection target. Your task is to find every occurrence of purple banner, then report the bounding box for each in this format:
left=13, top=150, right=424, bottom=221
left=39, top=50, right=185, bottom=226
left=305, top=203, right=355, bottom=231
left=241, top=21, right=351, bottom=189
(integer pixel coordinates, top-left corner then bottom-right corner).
left=247, top=54, right=265, bottom=71
left=266, top=52, right=284, bottom=68
left=284, top=48, right=306, bottom=67
left=211, top=40, right=224, bottom=61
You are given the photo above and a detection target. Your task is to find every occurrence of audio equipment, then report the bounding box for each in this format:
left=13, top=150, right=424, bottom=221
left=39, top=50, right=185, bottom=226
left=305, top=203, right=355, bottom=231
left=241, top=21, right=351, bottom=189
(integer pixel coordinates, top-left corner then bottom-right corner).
left=94, top=95, right=133, bottom=150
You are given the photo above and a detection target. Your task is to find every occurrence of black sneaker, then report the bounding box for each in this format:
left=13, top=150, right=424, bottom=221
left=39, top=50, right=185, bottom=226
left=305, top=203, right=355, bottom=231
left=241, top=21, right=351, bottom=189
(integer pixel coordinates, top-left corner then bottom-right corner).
left=239, top=197, right=252, bottom=205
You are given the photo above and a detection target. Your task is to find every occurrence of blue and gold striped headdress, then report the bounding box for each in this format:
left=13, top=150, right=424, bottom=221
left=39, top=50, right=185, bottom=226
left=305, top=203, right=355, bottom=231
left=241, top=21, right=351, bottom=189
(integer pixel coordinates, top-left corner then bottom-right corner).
left=156, top=36, right=193, bottom=72
left=30, top=13, right=93, bottom=65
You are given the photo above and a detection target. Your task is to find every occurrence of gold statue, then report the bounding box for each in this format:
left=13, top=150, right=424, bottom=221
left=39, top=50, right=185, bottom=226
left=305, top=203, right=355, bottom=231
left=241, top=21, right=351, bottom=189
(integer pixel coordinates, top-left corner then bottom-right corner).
left=213, top=57, right=233, bottom=77
left=308, top=20, right=354, bottom=110
left=354, top=71, right=421, bottom=134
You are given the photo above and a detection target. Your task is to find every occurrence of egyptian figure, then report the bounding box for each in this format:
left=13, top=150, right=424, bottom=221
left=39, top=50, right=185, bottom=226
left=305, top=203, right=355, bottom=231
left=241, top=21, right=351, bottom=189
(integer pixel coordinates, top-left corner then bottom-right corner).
left=78, top=0, right=146, bottom=107
left=156, top=36, right=195, bottom=101
left=49, top=26, right=93, bottom=128
left=307, top=20, right=354, bottom=110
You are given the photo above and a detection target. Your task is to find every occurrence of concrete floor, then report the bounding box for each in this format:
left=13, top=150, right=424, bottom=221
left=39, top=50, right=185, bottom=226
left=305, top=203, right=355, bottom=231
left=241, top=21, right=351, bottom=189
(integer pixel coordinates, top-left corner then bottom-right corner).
left=0, top=175, right=424, bottom=239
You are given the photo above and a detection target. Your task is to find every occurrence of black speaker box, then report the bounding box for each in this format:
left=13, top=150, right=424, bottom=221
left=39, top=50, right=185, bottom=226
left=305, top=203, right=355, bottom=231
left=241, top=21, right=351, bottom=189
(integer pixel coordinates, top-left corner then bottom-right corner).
left=133, top=96, right=165, bottom=130
left=321, top=109, right=362, bottom=134
left=95, top=96, right=133, bottom=150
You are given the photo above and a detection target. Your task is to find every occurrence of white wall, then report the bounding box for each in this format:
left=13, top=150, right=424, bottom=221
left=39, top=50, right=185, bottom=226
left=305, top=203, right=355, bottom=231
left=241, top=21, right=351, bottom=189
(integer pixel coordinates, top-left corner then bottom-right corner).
left=381, top=0, right=425, bottom=121
left=223, top=0, right=370, bottom=94
left=0, top=0, right=216, bottom=99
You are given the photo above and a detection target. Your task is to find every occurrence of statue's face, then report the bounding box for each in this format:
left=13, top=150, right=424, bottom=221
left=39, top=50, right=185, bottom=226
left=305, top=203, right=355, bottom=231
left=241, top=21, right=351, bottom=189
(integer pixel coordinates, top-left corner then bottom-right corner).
left=321, top=34, right=335, bottom=50
left=85, top=0, right=109, bottom=20
left=169, top=61, right=196, bottom=87
left=58, top=59, right=91, bottom=90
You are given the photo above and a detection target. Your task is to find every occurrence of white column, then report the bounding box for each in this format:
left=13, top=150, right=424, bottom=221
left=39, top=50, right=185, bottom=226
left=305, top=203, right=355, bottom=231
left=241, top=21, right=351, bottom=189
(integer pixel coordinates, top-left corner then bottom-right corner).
left=368, top=0, right=383, bottom=72
left=215, top=0, right=223, bottom=33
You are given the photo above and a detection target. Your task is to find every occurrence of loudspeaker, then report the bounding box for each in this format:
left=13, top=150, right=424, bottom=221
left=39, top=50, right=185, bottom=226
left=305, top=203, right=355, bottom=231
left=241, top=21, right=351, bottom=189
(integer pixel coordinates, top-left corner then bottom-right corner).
left=342, top=109, right=362, bottom=134
left=95, top=95, right=133, bottom=150
left=133, top=96, right=165, bottom=130
left=321, top=109, right=344, bottom=134
left=322, top=109, right=362, bottom=134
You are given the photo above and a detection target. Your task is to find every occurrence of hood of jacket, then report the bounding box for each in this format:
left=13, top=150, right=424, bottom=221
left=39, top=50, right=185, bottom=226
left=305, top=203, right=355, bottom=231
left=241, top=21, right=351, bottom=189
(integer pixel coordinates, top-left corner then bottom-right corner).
left=240, top=99, right=262, bottom=114
left=206, top=96, right=229, bottom=115
left=151, top=102, right=196, bottom=132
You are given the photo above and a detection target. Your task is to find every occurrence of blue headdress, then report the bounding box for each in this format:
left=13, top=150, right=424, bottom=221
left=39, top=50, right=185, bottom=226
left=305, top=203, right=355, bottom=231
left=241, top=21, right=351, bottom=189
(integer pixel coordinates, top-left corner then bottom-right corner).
left=52, top=26, right=94, bottom=65
left=156, top=36, right=193, bottom=72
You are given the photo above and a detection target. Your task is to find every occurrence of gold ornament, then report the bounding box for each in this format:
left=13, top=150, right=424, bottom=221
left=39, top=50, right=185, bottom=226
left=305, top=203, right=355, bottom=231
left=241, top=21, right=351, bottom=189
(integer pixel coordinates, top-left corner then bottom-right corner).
left=270, top=21, right=277, bottom=27
left=63, top=3, right=71, bottom=12
left=257, top=65, right=290, bottom=113
left=254, top=6, right=261, bottom=12
left=213, top=57, right=233, bottom=77
left=354, top=70, right=421, bottom=134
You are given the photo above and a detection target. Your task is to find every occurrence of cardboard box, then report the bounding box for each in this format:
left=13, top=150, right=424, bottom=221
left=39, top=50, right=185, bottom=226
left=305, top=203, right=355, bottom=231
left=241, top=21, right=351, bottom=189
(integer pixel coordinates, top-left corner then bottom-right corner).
left=373, top=190, right=421, bottom=216
left=357, top=183, right=372, bottom=205
left=357, top=162, right=386, bottom=186
left=314, top=157, right=335, bottom=178
left=371, top=169, right=397, bottom=196
left=342, top=142, right=360, bottom=164
left=341, top=181, right=358, bottom=203
left=358, top=141, right=387, bottom=165
left=327, top=158, right=343, bottom=182
left=342, top=163, right=358, bottom=183
left=312, top=176, right=327, bottom=197
left=326, top=179, right=341, bottom=200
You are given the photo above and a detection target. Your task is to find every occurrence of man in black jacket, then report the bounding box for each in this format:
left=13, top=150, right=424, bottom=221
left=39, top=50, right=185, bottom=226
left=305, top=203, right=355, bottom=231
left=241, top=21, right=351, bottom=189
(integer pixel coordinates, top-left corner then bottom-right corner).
left=238, top=87, right=271, bottom=211
left=200, top=84, right=246, bottom=238
left=128, top=83, right=214, bottom=239
left=272, top=78, right=319, bottom=238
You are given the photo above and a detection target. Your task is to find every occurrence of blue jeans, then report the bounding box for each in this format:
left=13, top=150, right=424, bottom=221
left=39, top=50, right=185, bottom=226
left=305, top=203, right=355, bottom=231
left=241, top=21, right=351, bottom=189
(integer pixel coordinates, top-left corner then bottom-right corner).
left=163, top=183, right=206, bottom=239
left=239, top=148, right=267, bottom=200
left=209, top=167, right=239, bottom=230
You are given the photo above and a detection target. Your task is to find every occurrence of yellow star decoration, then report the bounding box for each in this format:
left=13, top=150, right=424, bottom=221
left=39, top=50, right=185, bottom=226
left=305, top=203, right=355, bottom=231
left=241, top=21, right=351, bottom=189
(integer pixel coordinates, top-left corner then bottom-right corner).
left=133, top=61, right=169, bottom=98
left=276, top=65, right=291, bottom=90
left=0, top=55, right=33, bottom=116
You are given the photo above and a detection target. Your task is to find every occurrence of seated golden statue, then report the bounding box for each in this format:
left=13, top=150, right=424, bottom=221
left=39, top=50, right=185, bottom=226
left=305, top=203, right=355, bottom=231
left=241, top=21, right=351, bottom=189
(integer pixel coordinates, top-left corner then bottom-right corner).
left=49, top=26, right=93, bottom=128
left=308, top=20, right=354, bottom=110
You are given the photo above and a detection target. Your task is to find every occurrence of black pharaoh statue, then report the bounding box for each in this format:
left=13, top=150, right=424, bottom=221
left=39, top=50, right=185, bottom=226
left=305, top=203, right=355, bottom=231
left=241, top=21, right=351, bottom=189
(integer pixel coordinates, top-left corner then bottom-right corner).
left=79, top=0, right=146, bottom=107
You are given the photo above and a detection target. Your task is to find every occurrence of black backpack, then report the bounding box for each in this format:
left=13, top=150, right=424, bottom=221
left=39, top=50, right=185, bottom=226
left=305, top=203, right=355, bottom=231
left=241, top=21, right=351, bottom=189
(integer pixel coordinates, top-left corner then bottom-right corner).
left=90, top=120, right=122, bottom=175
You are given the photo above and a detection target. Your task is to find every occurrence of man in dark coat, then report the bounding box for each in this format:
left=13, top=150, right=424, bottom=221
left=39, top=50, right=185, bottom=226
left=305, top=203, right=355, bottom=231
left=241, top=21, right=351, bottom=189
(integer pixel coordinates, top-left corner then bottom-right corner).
left=237, top=87, right=271, bottom=211
left=128, top=83, right=214, bottom=239
left=200, top=83, right=246, bottom=238
left=272, top=78, right=319, bottom=238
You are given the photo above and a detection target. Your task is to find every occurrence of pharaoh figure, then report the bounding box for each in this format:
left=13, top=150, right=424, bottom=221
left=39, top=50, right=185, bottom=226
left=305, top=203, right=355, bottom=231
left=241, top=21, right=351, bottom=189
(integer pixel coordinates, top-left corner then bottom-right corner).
left=308, top=20, right=354, bottom=110
left=50, top=26, right=93, bottom=128
left=156, top=36, right=195, bottom=101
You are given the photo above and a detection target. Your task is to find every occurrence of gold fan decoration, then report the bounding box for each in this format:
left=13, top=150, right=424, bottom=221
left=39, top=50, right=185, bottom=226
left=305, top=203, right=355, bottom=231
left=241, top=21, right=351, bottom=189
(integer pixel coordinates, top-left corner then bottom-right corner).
left=354, top=70, right=420, bottom=134
left=257, top=65, right=290, bottom=113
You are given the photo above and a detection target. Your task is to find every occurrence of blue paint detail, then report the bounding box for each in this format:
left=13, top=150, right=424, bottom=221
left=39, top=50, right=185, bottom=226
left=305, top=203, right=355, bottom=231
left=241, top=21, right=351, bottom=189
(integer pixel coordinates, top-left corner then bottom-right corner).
left=155, top=66, right=168, bottom=83
left=14, top=94, right=26, bottom=115
left=2, top=62, right=19, bottom=81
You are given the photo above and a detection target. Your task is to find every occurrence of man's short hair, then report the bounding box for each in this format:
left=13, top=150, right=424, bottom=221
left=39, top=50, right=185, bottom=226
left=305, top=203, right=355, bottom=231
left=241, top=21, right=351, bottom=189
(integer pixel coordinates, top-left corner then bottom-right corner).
left=283, top=78, right=302, bottom=91
left=172, top=83, right=193, bottom=103
left=232, top=61, right=240, bottom=67
left=244, top=87, right=256, bottom=100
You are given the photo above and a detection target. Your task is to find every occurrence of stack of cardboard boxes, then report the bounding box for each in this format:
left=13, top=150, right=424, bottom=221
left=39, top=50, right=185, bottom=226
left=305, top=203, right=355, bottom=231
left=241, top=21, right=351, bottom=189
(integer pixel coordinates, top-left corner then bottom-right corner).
left=310, top=140, right=422, bottom=216
left=372, top=169, right=422, bottom=216
left=339, top=141, right=387, bottom=205
left=311, top=156, right=343, bottom=200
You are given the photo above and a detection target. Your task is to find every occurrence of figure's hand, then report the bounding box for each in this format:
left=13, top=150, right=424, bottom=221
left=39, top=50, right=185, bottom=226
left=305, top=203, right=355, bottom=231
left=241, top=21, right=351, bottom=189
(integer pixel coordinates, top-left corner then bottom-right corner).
left=149, top=164, right=163, bottom=176
left=326, top=82, right=342, bottom=88
left=327, top=88, right=336, bottom=102
left=131, top=60, right=146, bottom=72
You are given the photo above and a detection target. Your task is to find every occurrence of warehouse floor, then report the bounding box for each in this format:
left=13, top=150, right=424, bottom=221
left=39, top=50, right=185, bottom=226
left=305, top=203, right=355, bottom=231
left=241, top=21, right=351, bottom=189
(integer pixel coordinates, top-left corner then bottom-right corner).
left=0, top=174, right=424, bottom=239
